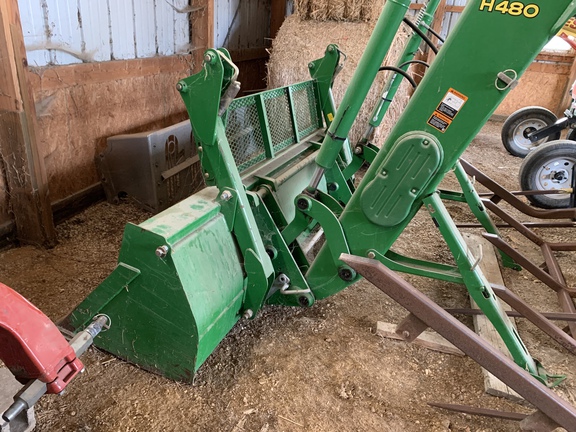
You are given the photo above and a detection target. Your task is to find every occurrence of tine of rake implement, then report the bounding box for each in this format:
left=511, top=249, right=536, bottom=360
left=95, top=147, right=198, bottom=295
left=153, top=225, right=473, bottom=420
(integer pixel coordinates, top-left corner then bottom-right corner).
left=428, top=402, right=527, bottom=421
left=340, top=253, right=576, bottom=432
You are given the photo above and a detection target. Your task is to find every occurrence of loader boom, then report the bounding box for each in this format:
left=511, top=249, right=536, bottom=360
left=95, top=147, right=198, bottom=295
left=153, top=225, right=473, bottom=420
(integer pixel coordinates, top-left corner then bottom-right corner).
left=67, top=0, right=576, bottom=390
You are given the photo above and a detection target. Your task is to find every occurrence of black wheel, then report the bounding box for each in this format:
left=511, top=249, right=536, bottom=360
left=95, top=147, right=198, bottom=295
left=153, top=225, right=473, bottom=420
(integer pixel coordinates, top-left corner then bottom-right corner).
left=519, top=140, right=576, bottom=209
left=567, top=128, right=576, bottom=141
left=501, top=106, right=560, bottom=157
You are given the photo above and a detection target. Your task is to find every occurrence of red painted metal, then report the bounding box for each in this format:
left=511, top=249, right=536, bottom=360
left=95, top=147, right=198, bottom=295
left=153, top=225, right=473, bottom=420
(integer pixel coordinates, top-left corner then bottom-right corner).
left=0, top=282, right=83, bottom=394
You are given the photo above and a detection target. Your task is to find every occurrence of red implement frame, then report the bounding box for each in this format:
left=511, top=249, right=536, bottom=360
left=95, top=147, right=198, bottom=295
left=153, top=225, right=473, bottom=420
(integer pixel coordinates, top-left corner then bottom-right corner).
left=0, top=282, right=83, bottom=394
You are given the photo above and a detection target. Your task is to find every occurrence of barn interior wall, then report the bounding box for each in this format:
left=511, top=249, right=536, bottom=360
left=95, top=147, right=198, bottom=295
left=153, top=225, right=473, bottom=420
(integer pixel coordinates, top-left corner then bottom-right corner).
left=27, top=55, right=195, bottom=202
left=494, top=53, right=575, bottom=117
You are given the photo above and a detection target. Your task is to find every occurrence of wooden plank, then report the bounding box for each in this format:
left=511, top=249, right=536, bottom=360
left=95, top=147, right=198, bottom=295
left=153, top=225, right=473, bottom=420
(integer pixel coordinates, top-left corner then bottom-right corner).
left=409, top=3, right=464, bottom=13
left=0, top=0, right=56, bottom=246
left=270, top=0, right=286, bottom=39
left=27, top=55, right=193, bottom=92
left=462, top=233, right=522, bottom=402
left=156, top=0, right=176, bottom=56
left=229, top=47, right=269, bottom=63
left=559, top=55, right=576, bottom=116
left=108, top=0, right=136, bottom=60
left=377, top=322, right=464, bottom=356
left=426, top=0, right=447, bottom=65
left=78, top=0, right=112, bottom=62
left=191, top=0, right=214, bottom=72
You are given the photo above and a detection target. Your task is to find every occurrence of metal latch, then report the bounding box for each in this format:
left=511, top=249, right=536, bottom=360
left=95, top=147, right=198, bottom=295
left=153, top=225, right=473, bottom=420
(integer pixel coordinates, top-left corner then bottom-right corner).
left=161, top=155, right=200, bottom=180
left=495, top=69, right=519, bottom=91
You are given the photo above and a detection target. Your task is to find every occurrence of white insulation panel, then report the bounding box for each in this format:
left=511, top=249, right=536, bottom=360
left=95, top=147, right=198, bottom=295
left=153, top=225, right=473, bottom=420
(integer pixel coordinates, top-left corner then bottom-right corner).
left=18, top=0, right=191, bottom=66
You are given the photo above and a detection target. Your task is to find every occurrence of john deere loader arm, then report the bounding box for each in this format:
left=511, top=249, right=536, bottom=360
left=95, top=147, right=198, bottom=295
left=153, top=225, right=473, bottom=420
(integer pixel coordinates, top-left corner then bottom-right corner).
left=64, top=0, right=576, bottom=405
left=302, top=0, right=576, bottom=383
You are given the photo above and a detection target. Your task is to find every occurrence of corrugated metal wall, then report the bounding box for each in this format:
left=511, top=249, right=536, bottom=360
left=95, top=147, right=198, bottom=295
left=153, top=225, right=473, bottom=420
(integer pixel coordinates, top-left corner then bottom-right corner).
left=440, top=0, right=467, bottom=40
left=18, top=0, right=191, bottom=66
left=215, top=0, right=270, bottom=50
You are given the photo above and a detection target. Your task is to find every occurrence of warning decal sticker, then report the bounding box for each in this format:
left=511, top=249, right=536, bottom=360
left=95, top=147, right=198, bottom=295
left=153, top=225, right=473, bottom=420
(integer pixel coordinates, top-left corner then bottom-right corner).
left=427, top=88, right=468, bottom=133
left=428, top=112, right=451, bottom=133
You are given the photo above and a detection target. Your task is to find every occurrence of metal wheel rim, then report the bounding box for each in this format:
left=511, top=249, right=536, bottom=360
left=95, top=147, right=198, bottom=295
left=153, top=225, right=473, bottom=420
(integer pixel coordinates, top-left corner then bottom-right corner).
left=534, top=155, right=576, bottom=201
left=512, top=118, right=549, bottom=150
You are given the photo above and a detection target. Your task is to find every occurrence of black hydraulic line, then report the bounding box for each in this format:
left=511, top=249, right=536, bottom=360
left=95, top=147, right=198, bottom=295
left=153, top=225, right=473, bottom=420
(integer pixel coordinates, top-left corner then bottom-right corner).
left=398, top=59, right=430, bottom=70
left=421, top=22, right=446, bottom=43
left=378, top=66, right=417, bottom=89
left=402, top=17, right=439, bottom=54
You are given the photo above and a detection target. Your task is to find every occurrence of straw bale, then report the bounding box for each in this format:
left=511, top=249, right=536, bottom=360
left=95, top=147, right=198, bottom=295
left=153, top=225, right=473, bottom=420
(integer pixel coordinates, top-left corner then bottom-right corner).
left=295, top=0, right=384, bottom=22
left=268, top=14, right=412, bottom=145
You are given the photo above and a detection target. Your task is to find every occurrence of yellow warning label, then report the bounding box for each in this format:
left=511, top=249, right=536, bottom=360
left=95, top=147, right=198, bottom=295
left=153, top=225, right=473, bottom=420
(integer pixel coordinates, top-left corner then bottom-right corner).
left=560, top=17, right=576, bottom=39
left=427, top=88, right=468, bottom=133
left=327, top=113, right=334, bottom=122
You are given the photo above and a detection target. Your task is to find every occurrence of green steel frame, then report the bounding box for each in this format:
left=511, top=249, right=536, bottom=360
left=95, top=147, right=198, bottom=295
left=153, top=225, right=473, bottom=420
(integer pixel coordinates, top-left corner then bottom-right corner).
left=68, top=0, right=576, bottom=385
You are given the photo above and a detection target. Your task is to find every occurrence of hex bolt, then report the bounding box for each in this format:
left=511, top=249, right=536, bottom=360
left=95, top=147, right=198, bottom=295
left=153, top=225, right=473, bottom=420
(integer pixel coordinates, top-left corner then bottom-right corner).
left=411, top=188, right=418, bottom=194
left=382, top=170, right=388, bottom=176
left=220, top=190, right=233, bottom=201
left=298, top=296, right=310, bottom=307
left=155, top=245, right=169, bottom=258
left=297, top=198, right=310, bottom=211
left=265, top=246, right=278, bottom=260
left=338, top=266, right=356, bottom=282
left=354, top=146, right=363, bottom=155
left=176, top=82, right=184, bottom=91
left=204, top=53, right=214, bottom=63
left=423, top=140, right=430, bottom=146
left=198, top=146, right=203, bottom=152
left=308, top=62, right=315, bottom=69
left=402, top=330, right=410, bottom=340
left=328, top=182, right=338, bottom=192
left=243, top=309, right=254, bottom=320
left=204, top=172, right=210, bottom=178
left=367, top=251, right=376, bottom=259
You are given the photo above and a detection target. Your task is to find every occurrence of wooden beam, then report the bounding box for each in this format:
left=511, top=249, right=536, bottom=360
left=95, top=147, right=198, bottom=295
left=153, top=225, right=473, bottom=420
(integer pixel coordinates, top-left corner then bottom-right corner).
left=190, top=0, right=214, bottom=72
left=228, top=47, right=269, bottom=63
left=463, top=234, right=522, bottom=402
left=28, top=55, right=194, bottom=92
left=270, top=0, right=286, bottom=39
left=559, top=53, right=576, bottom=116
left=376, top=322, right=464, bottom=356
left=426, top=0, right=447, bottom=65
left=0, top=0, right=56, bottom=247
left=410, top=3, right=464, bottom=13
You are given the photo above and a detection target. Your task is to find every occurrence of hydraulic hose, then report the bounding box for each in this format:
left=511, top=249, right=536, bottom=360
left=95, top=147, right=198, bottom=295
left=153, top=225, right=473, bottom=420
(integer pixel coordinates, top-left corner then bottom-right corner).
left=402, top=17, right=439, bottom=54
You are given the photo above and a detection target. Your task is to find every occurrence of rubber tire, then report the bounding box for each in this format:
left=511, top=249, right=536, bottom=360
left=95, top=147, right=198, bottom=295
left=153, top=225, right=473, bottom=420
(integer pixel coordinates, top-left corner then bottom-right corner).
left=519, top=140, right=576, bottom=209
left=567, top=128, right=576, bottom=142
left=501, top=106, right=560, bottom=158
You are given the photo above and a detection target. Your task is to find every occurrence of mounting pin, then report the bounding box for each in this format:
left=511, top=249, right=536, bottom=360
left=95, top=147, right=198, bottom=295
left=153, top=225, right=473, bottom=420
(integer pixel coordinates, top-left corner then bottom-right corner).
left=155, top=245, right=169, bottom=258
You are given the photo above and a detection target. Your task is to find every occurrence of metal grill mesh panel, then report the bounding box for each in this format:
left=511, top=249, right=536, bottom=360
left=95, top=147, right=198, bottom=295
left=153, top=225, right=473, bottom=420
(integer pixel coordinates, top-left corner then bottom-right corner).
left=224, top=80, right=322, bottom=172
left=264, top=90, right=296, bottom=153
left=225, top=98, right=266, bottom=170
left=292, top=82, right=321, bottom=137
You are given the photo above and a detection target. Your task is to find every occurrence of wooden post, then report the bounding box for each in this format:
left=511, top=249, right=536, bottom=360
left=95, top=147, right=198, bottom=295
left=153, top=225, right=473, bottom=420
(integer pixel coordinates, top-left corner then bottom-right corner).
left=191, top=0, right=215, bottom=72
left=558, top=53, right=576, bottom=117
left=270, top=0, right=286, bottom=39
left=0, top=0, right=57, bottom=247
left=427, top=0, right=447, bottom=64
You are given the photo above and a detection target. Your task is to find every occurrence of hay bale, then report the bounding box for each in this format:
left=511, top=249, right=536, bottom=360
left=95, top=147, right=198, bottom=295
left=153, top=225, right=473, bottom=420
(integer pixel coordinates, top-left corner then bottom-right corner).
left=295, top=0, right=383, bottom=22
left=268, top=14, right=412, bottom=145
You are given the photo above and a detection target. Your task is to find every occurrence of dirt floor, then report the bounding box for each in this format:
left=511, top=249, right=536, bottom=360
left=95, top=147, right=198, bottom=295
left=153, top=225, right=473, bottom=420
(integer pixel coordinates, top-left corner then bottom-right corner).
left=1, top=120, right=576, bottom=432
